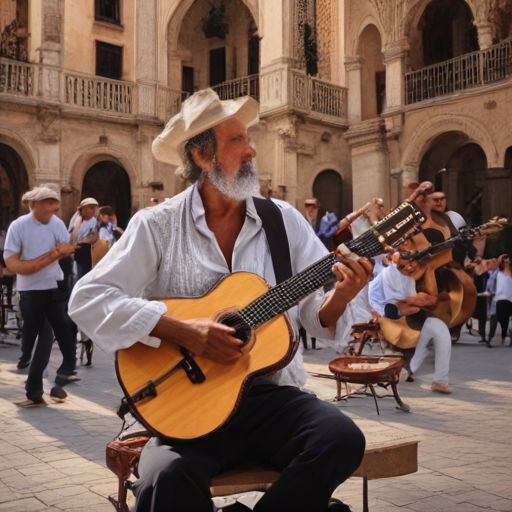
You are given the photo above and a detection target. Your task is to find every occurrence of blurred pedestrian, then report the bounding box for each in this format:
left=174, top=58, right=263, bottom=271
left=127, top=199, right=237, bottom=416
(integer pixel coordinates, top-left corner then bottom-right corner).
left=3, top=185, right=80, bottom=407
left=304, top=198, right=339, bottom=250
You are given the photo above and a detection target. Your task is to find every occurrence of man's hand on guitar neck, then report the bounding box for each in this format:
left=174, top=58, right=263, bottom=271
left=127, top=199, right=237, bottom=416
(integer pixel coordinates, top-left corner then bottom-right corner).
left=150, top=315, right=243, bottom=365
left=319, top=256, right=374, bottom=329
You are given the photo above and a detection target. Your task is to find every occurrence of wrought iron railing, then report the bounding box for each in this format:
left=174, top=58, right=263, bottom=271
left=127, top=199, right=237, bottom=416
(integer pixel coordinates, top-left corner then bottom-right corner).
left=212, top=74, right=259, bottom=101
left=0, top=57, right=36, bottom=96
left=290, top=70, right=347, bottom=119
left=405, top=37, right=512, bottom=104
left=64, top=72, right=134, bottom=113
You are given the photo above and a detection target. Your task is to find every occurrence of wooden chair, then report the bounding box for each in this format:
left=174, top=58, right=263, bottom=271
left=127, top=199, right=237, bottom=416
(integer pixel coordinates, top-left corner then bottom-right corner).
left=106, top=437, right=280, bottom=512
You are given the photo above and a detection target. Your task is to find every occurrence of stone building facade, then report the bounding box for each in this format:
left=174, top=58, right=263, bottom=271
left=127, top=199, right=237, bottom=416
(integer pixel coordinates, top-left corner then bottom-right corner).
left=1, top=0, right=511, bottom=230
left=0, top=0, right=351, bottom=229
left=345, top=0, right=512, bottom=226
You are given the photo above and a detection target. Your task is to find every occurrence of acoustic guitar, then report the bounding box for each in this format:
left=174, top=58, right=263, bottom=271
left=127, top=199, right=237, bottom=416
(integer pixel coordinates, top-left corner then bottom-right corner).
left=116, top=201, right=426, bottom=442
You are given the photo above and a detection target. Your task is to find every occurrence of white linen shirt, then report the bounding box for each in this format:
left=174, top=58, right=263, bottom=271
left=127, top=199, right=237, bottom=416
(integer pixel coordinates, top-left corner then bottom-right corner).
left=3, top=213, right=70, bottom=291
left=68, top=184, right=333, bottom=388
left=368, top=263, right=416, bottom=317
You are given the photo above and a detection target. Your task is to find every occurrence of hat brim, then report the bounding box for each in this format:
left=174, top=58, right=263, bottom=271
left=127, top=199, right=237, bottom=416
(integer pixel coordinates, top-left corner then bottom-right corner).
left=152, top=94, right=259, bottom=166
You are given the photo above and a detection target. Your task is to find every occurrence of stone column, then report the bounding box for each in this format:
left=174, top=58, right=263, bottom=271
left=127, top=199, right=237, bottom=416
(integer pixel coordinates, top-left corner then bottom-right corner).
left=135, top=0, right=158, bottom=117
left=475, top=22, right=494, bottom=50
left=345, top=119, right=390, bottom=209
left=344, top=56, right=363, bottom=124
left=382, top=39, right=410, bottom=111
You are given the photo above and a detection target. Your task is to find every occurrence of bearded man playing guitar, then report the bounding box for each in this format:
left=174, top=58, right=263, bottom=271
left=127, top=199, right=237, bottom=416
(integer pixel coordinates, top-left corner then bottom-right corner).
left=69, top=89, right=379, bottom=512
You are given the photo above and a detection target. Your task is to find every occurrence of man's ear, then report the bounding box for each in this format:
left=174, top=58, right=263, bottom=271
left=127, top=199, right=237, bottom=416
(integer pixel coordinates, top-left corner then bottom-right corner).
left=190, top=147, right=213, bottom=171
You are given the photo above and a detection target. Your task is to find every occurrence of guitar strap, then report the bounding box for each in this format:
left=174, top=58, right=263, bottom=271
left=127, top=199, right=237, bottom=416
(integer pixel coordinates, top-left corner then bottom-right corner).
left=253, top=197, right=293, bottom=285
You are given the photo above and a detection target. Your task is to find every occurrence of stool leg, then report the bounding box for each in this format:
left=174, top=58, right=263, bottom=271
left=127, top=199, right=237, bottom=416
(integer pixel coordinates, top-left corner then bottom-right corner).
left=363, top=476, right=369, bottom=512
left=311, top=337, right=316, bottom=350
left=391, top=381, right=411, bottom=412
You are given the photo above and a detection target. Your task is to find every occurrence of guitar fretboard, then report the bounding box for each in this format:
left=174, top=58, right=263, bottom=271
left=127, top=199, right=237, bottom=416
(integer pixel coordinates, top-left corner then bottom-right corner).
left=239, top=230, right=383, bottom=328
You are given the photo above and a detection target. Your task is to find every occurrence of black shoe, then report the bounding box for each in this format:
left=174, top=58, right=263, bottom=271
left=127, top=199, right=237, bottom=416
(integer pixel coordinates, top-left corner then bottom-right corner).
left=328, top=498, right=354, bottom=511
left=50, top=387, right=68, bottom=403
left=55, top=373, right=81, bottom=386
left=17, top=358, right=31, bottom=369
left=485, top=340, right=493, bottom=348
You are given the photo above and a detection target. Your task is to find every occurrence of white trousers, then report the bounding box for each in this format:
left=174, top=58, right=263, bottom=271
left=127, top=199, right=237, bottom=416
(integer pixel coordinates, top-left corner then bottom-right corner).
left=409, top=317, right=451, bottom=383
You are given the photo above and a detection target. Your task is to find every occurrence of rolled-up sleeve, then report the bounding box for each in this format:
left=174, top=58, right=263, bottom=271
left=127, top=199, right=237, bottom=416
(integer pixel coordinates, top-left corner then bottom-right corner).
left=68, top=212, right=168, bottom=357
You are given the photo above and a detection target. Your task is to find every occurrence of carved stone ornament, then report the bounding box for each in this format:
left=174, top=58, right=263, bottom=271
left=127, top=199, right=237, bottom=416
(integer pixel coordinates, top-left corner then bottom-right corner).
left=43, top=5, right=61, bottom=44
left=37, top=107, right=60, bottom=143
left=344, top=118, right=387, bottom=149
left=382, top=38, right=410, bottom=62
left=369, top=0, right=410, bottom=42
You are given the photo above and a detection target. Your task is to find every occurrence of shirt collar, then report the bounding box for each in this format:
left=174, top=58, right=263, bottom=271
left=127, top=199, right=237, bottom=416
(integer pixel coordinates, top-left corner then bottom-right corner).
left=191, top=183, right=261, bottom=226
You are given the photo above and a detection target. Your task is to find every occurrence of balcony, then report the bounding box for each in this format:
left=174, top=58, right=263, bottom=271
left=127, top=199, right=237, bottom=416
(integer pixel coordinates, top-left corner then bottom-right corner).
left=0, top=57, right=36, bottom=97
left=290, top=70, right=348, bottom=120
left=212, top=74, right=259, bottom=102
left=0, top=58, right=186, bottom=122
left=405, top=37, right=512, bottom=105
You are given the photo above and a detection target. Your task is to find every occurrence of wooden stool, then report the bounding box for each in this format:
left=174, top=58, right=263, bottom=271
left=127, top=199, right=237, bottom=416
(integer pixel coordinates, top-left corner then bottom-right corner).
left=352, top=440, right=418, bottom=512
left=106, top=437, right=280, bottom=512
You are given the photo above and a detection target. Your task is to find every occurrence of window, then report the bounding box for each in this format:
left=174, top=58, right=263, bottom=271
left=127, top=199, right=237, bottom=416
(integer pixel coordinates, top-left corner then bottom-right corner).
left=95, top=0, right=120, bottom=26
left=96, top=41, right=123, bottom=80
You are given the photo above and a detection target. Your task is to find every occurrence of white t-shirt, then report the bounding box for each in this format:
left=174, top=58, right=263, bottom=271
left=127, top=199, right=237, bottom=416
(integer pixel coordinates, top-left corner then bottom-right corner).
left=495, top=271, right=512, bottom=302
left=3, top=213, right=70, bottom=291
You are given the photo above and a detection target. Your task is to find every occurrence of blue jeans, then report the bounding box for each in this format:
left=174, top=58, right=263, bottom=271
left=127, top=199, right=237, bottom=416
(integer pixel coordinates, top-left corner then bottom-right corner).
left=19, top=289, right=77, bottom=399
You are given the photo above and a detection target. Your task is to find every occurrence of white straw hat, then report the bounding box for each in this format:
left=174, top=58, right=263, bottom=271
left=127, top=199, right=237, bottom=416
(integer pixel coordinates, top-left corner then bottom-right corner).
left=152, top=88, right=259, bottom=166
left=78, top=197, right=99, bottom=210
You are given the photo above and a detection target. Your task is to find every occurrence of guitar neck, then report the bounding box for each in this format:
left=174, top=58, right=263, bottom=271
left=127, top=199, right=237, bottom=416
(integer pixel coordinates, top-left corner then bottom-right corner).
left=239, top=230, right=383, bottom=329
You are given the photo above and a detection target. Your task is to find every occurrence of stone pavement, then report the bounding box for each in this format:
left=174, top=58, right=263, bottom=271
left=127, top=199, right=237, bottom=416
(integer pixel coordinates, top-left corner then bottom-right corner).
left=0, top=326, right=511, bottom=512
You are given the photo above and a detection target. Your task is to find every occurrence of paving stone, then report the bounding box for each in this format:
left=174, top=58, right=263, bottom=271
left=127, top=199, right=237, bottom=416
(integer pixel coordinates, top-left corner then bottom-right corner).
left=0, top=497, right=47, bottom=511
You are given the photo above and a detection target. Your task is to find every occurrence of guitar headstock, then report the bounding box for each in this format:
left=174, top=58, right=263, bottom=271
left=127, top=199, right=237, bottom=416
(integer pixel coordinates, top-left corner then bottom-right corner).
left=463, top=217, right=508, bottom=239
left=372, top=201, right=426, bottom=247
left=340, top=201, right=426, bottom=259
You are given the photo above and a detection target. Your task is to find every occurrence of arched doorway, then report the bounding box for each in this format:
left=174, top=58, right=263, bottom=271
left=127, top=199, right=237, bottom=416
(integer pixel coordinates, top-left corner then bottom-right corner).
left=419, top=0, right=479, bottom=67
left=419, top=137, right=488, bottom=227
left=0, top=143, right=29, bottom=229
left=81, top=161, right=131, bottom=229
left=312, top=170, right=343, bottom=220
left=358, top=24, right=385, bottom=119
left=169, top=0, right=258, bottom=96
left=447, top=144, right=487, bottom=227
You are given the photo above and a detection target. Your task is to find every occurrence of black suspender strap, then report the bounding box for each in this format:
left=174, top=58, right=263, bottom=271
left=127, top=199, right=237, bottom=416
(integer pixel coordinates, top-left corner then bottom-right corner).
left=253, top=197, right=293, bottom=285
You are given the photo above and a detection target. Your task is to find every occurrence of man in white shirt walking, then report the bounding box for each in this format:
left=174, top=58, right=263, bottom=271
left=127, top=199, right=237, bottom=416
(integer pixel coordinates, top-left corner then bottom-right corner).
left=69, top=89, right=373, bottom=512
left=4, top=186, right=80, bottom=407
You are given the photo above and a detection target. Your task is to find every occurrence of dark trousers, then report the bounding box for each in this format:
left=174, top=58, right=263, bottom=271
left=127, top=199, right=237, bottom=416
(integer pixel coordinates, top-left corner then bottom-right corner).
left=488, top=314, right=498, bottom=341
left=19, top=290, right=77, bottom=399
left=496, top=300, right=512, bottom=340
left=133, top=384, right=366, bottom=512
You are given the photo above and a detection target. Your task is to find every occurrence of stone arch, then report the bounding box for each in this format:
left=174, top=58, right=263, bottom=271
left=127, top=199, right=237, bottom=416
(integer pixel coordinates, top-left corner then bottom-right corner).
left=165, top=0, right=259, bottom=93
left=165, top=0, right=259, bottom=51
left=0, top=129, right=36, bottom=187
left=62, top=146, right=138, bottom=223
left=401, top=114, right=498, bottom=179
left=307, top=168, right=345, bottom=221
left=351, top=15, right=386, bottom=55
left=64, top=145, right=138, bottom=193
left=404, top=0, right=480, bottom=69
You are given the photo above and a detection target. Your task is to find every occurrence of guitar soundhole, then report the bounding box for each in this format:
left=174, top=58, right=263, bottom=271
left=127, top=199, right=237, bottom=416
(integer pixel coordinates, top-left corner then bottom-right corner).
left=217, top=312, right=252, bottom=345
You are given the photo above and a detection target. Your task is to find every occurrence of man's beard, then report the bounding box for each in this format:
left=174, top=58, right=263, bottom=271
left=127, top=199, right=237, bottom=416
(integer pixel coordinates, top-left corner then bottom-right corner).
left=207, top=160, right=261, bottom=202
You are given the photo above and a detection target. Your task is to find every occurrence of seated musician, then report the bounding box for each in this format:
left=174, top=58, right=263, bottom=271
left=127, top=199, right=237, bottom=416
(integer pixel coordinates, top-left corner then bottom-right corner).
left=69, top=89, right=373, bottom=512
left=369, top=254, right=453, bottom=394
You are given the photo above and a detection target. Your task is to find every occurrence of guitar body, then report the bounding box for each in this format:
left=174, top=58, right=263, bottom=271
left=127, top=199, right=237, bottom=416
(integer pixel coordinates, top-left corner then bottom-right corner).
left=116, top=272, right=296, bottom=443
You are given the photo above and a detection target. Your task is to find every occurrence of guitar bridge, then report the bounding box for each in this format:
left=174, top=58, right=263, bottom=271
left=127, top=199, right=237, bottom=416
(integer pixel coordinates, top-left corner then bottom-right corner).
left=127, top=350, right=206, bottom=407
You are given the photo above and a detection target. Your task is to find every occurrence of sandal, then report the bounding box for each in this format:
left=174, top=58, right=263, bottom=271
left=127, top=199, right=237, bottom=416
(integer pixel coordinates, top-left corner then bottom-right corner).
left=431, top=381, right=451, bottom=394
left=16, top=397, right=48, bottom=408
